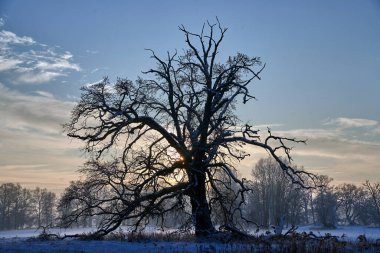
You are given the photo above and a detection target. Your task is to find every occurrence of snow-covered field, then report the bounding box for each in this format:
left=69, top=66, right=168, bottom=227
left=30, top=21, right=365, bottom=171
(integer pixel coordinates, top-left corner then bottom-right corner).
left=296, top=225, right=380, bottom=240
left=0, top=226, right=379, bottom=253
left=1, top=237, right=226, bottom=253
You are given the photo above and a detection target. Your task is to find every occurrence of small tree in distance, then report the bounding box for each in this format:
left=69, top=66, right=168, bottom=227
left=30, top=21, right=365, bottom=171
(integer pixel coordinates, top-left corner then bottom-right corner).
left=313, top=175, right=337, bottom=228
left=62, top=19, right=316, bottom=238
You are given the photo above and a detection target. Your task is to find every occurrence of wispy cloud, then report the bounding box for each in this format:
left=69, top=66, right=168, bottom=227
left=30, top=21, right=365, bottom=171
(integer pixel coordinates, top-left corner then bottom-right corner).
left=85, top=49, right=98, bottom=54
left=16, top=71, right=64, bottom=84
left=35, top=90, right=55, bottom=99
left=253, top=123, right=284, bottom=129
left=276, top=128, right=342, bottom=139
left=0, top=28, right=81, bottom=84
left=0, top=83, right=84, bottom=193
left=324, top=117, right=378, bottom=128
left=90, top=68, right=99, bottom=74
left=83, top=79, right=103, bottom=87
left=35, top=52, right=80, bottom=72
left=0, top=30, right=35, bottom=45
left=0, top=57, right=22, bottom=71
left=239, top=118, right=380, bottom=185
left=0, top=83, right=73, bottom=134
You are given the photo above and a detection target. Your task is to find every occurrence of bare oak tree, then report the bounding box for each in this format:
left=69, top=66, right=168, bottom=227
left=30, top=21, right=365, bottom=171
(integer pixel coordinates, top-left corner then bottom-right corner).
left=62, top=20, right=315, bottom=237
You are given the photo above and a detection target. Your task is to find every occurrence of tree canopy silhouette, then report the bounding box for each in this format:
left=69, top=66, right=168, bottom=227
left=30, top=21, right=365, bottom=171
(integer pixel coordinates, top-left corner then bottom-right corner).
left=62, top=20, right=316, bottom=237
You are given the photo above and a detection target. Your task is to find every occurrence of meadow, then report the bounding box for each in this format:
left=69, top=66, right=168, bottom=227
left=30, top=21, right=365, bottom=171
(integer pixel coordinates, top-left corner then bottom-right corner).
left=1, top=226, right=380, bottom=253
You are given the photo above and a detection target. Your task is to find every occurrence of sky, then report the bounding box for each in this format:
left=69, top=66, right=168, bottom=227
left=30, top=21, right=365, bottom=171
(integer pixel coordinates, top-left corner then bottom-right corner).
left=0, top=0, right=379, bottom=193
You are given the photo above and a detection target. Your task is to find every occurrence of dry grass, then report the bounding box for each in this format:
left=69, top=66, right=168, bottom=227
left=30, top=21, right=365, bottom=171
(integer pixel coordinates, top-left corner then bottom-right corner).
left=36, top=229, right=380, bottom=252
left=104, top=230, right=380, bottom=252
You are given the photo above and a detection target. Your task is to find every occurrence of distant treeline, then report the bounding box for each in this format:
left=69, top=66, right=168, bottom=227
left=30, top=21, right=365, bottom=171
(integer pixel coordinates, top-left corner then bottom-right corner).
left=245, top=158, right=380, bottom=228
left=1, top=158, right=380, bottom=231
left=0, top=183, right=55, bottom=230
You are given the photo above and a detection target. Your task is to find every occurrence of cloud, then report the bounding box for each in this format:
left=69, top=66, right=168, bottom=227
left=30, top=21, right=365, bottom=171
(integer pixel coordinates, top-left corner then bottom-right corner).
left=238, top=119, right=380, bottom=185
left=295, top=127, right=380, bottom=183
left=0, top=162, right=79, bottom=192
left=0, top=57, right=21, bottom=71
left=90, top=68, right=99, bottom=74
left=0, top=30, right=35, bottom=45
left=253, top=123, right=283, bottom=129
left=0, top=83, right=73, bottom=134
left=324, top=117, right=378, bottom=128
left=276, top=128, right=342, bottom=139
left=0, top=84, right=84, bottom=193
left=85, top=49, right=98, bottom=54
left=0, top=29, right=81, bottom=84
left=83, top=79, right=104, bottom=87
left=35, top=60, right=81, bottom=72
left=293, top=137, right=380, bottom=184
left=16, top=71, right=64, bottom=84
left=0, top=18, right=4, bottom=27
left=35, top=90, right=54, bottom=99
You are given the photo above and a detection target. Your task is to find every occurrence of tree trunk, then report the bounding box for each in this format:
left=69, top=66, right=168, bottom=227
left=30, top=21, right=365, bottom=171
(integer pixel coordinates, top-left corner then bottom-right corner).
left=189, top=169, right=215, bottom=236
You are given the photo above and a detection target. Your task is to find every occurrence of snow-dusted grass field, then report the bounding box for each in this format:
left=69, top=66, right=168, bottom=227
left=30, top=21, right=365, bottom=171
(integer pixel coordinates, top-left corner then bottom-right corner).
left=296, top=225, right=380, bottom=240
left=1, top=226, right=380, bottom=252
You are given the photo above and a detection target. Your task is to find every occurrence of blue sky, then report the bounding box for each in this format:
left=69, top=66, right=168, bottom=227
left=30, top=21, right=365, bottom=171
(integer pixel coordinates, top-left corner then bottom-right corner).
left=0, top=0, right=379, bottom=192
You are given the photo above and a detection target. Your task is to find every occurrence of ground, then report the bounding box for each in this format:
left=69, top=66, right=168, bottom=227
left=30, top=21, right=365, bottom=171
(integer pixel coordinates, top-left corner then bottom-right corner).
left=0, top=226, right=379, bottom=252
